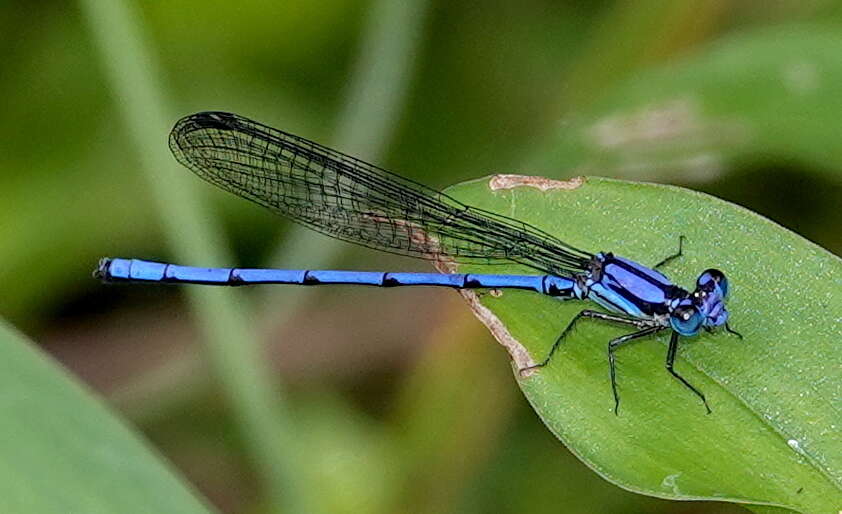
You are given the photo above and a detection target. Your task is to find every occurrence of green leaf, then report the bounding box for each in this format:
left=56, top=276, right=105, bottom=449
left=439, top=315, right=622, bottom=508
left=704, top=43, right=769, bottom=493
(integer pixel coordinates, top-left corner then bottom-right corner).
left=0, top=321, right=212, bottom=513
left=445, top=175, right=841, bottom=513
left=529, top=25, right=842, bottom=184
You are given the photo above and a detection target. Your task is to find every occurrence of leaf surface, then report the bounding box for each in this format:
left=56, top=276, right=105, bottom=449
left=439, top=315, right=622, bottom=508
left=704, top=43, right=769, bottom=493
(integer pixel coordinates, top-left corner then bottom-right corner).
left=446, top=175, right=841, bottom=513
left=0, top=322, right=212, bottom=514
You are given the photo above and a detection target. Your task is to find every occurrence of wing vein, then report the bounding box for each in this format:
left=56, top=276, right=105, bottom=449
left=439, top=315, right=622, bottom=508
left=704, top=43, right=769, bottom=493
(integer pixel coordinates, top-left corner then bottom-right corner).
left=168, top=111, right=593, bottom=275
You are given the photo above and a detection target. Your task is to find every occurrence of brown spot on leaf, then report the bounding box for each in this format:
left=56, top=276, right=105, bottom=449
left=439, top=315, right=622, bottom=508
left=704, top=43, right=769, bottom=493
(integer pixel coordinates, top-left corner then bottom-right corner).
left=434, top=259, right=536, bottom=373
left=456, top=289, right=537, bottom=373
left=489, top=174, right=584, bottom=192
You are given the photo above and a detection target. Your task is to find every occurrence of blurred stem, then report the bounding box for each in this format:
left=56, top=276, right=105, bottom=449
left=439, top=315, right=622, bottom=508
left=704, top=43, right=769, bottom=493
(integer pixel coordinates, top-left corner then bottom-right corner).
left=331, top=0, right=429, bottom=156
left=78, top=1, right=315, bottom=512
left=387, top=304, right=516, bottom=514
left=110, top=347, right=208, bottom=423
left=260, top=0, right=431, bottom=314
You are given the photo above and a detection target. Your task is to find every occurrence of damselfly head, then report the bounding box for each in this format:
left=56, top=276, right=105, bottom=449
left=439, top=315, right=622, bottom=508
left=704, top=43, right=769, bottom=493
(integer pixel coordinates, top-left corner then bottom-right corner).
left=690, top=269, right=730, bottom=329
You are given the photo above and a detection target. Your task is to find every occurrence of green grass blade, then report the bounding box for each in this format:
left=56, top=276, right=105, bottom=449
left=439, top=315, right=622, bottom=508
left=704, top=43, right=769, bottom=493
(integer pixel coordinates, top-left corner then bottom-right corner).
left=260, top=0, right=431, bottom=312
left=0, top=321, right=212, bottom=513
left=77, top=1, right=314, bottom=512
left=445, top=175, right=841, bottom=513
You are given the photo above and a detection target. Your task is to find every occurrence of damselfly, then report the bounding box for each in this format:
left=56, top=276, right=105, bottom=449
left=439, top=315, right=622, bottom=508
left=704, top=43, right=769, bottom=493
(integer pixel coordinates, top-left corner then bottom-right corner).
left=96, top=111, right=742, bottom=414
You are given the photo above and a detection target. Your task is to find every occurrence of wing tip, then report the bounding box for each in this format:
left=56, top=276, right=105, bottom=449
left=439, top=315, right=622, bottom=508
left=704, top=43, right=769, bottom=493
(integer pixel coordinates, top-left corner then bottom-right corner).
left=171, top=111, right=239, bottom=138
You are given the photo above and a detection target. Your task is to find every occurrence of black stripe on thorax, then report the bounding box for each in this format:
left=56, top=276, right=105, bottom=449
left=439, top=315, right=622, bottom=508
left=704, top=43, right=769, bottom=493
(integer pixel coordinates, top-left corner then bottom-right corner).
left=601, top=257, right=675, bottom=315
left=604, top=257, right=670, bottom=289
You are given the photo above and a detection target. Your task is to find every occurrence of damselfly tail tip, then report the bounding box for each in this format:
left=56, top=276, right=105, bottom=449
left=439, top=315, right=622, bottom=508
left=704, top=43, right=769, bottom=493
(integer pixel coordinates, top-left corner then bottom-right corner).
left=93, top=258, right=113, bottom=282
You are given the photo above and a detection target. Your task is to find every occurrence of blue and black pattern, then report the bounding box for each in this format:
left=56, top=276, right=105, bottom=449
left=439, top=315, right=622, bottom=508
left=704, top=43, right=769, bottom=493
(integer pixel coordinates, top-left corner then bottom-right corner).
left=97, top=111, right=743, bottom=415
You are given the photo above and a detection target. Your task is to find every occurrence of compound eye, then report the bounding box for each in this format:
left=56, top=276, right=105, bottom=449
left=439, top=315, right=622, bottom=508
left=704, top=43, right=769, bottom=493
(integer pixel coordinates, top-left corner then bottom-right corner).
left=697, top=269, right=729, bottom=298
left=670, top=302, right=704, bottom=336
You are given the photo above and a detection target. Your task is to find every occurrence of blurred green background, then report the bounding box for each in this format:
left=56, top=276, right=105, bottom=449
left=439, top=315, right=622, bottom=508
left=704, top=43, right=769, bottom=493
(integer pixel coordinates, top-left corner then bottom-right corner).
left=2, top=0, right=840, bottom=512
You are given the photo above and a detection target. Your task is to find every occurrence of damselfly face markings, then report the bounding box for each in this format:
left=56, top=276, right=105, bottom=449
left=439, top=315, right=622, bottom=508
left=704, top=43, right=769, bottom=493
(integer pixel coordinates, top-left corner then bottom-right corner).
left=98, top=111, right=742, bottom=415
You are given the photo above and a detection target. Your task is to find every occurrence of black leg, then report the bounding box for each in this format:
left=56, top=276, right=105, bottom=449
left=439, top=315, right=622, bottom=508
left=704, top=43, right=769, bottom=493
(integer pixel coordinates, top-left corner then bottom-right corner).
left=608, top=326, right=664, bottom=415
left=520, top=309, right=656, bottom=375
left=724, top=322, right=743, bottom=339
left=654, top=235, right=685, bottom=270
left=665, top=331, right=711, bottom=414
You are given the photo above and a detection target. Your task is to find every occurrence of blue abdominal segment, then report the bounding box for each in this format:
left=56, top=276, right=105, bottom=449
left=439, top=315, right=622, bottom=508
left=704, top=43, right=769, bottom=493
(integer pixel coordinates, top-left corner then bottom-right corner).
left=98, top=258, right=577, bottom=297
